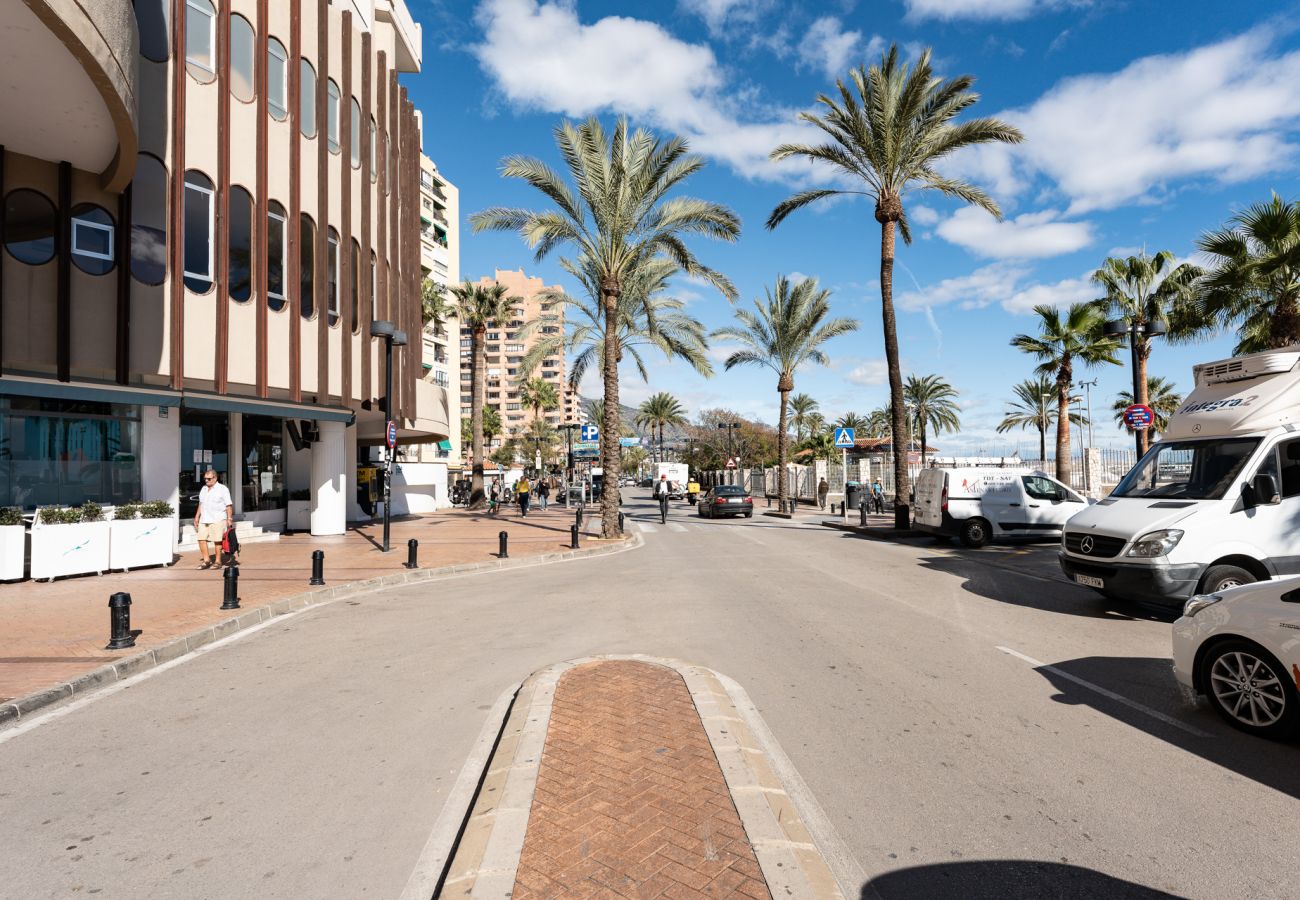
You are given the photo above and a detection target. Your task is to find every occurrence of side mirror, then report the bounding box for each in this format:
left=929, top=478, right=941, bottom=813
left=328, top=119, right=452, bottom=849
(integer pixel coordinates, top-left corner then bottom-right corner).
left=1249, top=473, right=1280, bottom=506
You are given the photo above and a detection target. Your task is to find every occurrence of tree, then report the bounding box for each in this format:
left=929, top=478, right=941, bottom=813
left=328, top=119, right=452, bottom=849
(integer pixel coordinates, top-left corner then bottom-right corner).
left=789, top=394, right=820, bottom=440
left=996, top=375, right=1085, bottom=464
left=713, top=275, right=858, bottom=509
left=472, top=117, right=740, bottom=538
left=1113, top=376, right=1183, bottom=439
left=450, top=280, right=520, bottom=506
left=519, top=378, right=559, bottom=426
left=805, top=412, right=827, bottom=439
left=834, top=412, right=869, bottom=432
left=421, top=278, right=452, bottom=330
left=1092, top=250, right=1202, bottom=455
left=1011, top=304, right=1121, bottom=482
left=687, top=410, right=780, bottom=470
left=1197, top=194, right=1300, bottom=354
left=903, top=375, right=960, bottom=468
left=636, top=392, right=688, bottom=463
left=799, top=431, right=839, bottom=462
left=460, top=405, right=502, bottom=447
left=865, top=407, right=891, bottom=439
left=767, top=44, right=1022, bottom=523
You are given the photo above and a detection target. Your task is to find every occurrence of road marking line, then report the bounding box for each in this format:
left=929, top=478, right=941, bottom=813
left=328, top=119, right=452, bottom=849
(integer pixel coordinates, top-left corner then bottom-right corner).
left=995, top=646, right=1212, bottom=738
left=667, top=522, right=688, bottom=533
left=638, top=522, right=658, bottom=533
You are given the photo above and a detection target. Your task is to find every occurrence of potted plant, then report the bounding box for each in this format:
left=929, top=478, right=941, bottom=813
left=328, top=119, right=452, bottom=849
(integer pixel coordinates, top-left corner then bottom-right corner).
left=30, top=502, right=111, bottom=580
left=0, top=506, right=24, bottom=581
left=287, top=489, right=312, bottom=531
left=109, top=500, right=175, bottom=571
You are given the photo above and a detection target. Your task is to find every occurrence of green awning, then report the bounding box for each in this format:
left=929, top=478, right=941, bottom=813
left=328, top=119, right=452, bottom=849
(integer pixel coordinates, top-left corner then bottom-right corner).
left=437, top=439, right=453, bottom=451
left=0, top=376, right=181, bottom=407
left=183, top=392, right=355, bottom=423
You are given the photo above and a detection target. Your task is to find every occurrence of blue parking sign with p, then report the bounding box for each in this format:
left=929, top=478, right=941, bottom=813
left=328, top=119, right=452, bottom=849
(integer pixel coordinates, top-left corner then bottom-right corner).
left=834, top=427, right=855, bottom=448
left=580, top=423, right=600, bottom=442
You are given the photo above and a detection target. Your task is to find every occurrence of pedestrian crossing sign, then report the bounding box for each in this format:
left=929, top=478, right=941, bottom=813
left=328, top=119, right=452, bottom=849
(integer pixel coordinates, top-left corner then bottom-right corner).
left=833, top=427, right=856, bottom=448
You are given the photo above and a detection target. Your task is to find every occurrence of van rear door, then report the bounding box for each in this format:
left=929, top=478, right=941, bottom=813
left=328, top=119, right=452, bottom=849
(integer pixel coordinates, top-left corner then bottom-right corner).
left=914, top=469, right=946, bottom=528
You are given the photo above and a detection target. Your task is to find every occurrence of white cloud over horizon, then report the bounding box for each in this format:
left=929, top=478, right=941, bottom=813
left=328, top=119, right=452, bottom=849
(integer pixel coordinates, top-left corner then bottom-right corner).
left=899, top=263, right=1097, bottom=314
left=903, top=0, right=1093, bottom=22
left=936, top=207, right=1094, bottom=259
left=796, top=17, right=884, bottom=81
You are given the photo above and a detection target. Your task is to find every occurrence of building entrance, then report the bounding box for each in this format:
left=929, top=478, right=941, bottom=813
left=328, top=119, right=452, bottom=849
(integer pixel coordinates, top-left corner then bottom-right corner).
left=179, top=410, right=230, bottom=520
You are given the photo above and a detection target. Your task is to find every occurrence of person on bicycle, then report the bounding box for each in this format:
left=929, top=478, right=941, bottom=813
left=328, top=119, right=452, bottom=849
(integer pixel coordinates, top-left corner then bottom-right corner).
left=655, top=474, right=671, bottom=523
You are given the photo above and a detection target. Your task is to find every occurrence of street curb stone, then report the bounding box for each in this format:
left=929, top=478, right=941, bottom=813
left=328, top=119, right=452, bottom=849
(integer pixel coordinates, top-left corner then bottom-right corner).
left=819, top=520, right=918, bottom=539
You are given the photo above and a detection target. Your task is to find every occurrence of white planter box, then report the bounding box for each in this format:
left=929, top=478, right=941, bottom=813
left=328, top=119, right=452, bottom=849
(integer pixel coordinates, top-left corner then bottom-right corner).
left=109, top=518, right=174, bottom=571
left=287, top=501, right=312, bottom=531
left=0, top=524, right=24, bottom=581
left=30, top=521, right=111, bottom=580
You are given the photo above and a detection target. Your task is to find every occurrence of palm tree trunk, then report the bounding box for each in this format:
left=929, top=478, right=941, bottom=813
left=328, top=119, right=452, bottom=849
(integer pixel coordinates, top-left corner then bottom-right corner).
left=470, top=326, right=486, bottom=508
left=1269, top=291, right=1300, bottom=349
left=880, top=218, right=909, bottom=526
left=1136, top=340, right=1151, bottom=457
left=600, top=288, right=622, bottom=538
left=777, top=388, right=790, bottom=507
left=920, top=420, right=928, bottom=469
left=1055, top=364, right=1072, bottom=483
left=1038, top=423, right=1046, bottom=467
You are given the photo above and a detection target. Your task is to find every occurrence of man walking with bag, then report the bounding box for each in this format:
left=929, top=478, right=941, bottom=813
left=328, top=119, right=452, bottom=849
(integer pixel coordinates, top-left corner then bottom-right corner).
left=194, top=468, right=233, bottom=571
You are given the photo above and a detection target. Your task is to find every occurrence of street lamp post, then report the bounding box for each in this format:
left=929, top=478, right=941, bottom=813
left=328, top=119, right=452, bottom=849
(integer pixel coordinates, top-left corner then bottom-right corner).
left=1104, top=318, right=1165, bottom=457
left=370, top=319, right=407, bottom=552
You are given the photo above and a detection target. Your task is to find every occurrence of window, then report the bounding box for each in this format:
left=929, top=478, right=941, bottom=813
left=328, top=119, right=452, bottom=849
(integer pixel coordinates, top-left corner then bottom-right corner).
left=1282, top=440, right=1300, bottom=499
left=326, top=80, right=340, bottom=153
left=185, top=0, right=216, bottom=77
left=506, top=344, right=524, bottom=353
left=299, top=59, right=316, bottom=136
left=370, top=251, right=377, bottom=321
left=267, top=38, right=288, bottom=119
left=369, top=118, right=377, bottom=182
left=350, top=239, right=361, bottom=333
left=130, top=153, right=167, bottom=285
left=267, top=201, right=286, bottom=311
left=327, top=228, right=339, bottom=326
left=350, top=98, right=361, bottom=168
left=507, top=403, right=522, bottom=411
left=230, top=15, right=255, bottom=101
left=228, top=185, right=252, bottom=302
left=241, top=415, right=286, bottom=511
left=384, top=134, right=391, bottom=191
left=183, top=171, right=214, bottom=292
left=1022, top=476, right=1069, bottom=502
left=70, top=204, right=115, bottom=275
left=4, top=190, right=56, bottom=266
left=299, top=214, right=315, bottom=319
left=135, top=0, right=170, bottom=62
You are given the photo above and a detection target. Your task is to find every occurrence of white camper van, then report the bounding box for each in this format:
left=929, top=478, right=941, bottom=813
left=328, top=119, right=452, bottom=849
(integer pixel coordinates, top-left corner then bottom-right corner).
left=914, top=466, right=1086, bottom=547
left=1060, top=347, right=1300, bottom=609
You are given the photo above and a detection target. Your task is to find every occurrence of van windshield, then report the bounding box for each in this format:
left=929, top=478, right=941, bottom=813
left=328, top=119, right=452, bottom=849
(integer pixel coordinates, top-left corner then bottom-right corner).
left=1112, top=438, right=1261, bottom=500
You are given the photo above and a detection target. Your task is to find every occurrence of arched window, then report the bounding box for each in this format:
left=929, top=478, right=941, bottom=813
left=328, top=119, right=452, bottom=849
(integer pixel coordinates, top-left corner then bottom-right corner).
left=350, top=239, right=361, bottom=333
left=327, top=228, right=339, bottom=327
left=183, top=170, right=215, bottom=293
left=70, top=204, right=116, bottom=276
left=185, top=0, right=216, bottom=80
left=267, top=201, right=286, bottom=311
left=135, top=0, right=170, bottom=63
left=267, top=37, right=288, bottom=120
left=130, top=153, right=168, bottom=285
left=299, top=214, right=315, bottom=319
left=3, top=189, right=56, bottom=266
left=350, top=98, right=362, bottom=168
left=299, top=59, right=316, bottom=137
left=327, top=80, right=340, bottom=153
left=228, top=185, right=252, bottom=302
left=369, top=117, right=377, bottom=183
left=230, top=15, right=255, bottom=102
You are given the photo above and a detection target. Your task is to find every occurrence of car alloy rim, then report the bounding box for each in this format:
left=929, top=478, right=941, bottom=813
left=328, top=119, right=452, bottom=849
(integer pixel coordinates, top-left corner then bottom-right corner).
left=1209, top=651, right=1286, bottom=727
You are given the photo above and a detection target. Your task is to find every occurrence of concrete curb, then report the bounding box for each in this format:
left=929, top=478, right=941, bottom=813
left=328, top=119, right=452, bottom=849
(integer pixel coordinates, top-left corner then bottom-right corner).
left=819, top=520, right=919, bottom=540
left=0, top=532, right=642, bottom=732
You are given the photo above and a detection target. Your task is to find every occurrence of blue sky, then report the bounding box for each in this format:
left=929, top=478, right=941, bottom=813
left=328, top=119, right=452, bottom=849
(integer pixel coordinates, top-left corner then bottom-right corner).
left=404, top=0, right=1300, bottom=453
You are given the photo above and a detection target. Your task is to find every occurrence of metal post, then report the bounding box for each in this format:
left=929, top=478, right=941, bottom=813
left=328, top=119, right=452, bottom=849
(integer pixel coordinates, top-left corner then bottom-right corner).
left=106, top=592, right=139, bottom=650
left=618, top=511, right=625, bottom=533
left=1130, top=323, right=1144, bottom=458
left=310, top=549, right=325, bottom=585
left=383, top=336, right=394, bottom=553
left=498, top=530, right=508, bottom=558
left=570, top=523, right=579, bottom=549
left=221, top=566, right=241, bottom=609
left=860, top=503, right=867, bottom=528
left=404, top=538, right=418, bottom=569
left=575, top=507, right=583, bottom=530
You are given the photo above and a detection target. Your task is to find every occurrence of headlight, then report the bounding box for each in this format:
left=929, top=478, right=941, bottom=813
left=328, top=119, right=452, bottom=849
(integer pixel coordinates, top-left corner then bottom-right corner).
left=1183, top=593, right=1223, bottom=617
left=1127, top=529, right=1184, bottom=558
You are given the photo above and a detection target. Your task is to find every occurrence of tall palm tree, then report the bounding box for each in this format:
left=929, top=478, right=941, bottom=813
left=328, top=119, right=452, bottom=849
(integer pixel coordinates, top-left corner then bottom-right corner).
left=1011, top=304, right=1121, bottom=482
left=713, top=275, right=859, bottom=509
left=1197, top=194, right=1300, bottom=353
left=995, top=376, right=1087, bottom=464
left=865, top=407, right=891, bottom=440
left=789, top=394, right=820, bottom=440
left=450, top=280, right=520, bottom=506
left=767, top=45, right=1022, bottom=524
left=805, top=412, right=827, bottom=439
left=460, top=405, right=503, bottom=448
left=471, top=117, right=740, bottom=538
left=636, top=392, right=688, bottom=463
left=1113, top=376, right=1183, bottom=439
left=903, top=374, right=961, bottom=468
left=519, top=377, right=560, bottom=469
left=421, top=278, right=452, bottom=331
left=834, top=411, right=870, bottom=432
left=1093, top=250, right=1203, bottom=454
left=799, top=431, right=839, bottom=462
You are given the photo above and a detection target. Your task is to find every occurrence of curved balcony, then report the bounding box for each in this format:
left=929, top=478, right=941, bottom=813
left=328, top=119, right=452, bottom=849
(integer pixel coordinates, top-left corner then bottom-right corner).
left=2, top=0, right=139, bottom=191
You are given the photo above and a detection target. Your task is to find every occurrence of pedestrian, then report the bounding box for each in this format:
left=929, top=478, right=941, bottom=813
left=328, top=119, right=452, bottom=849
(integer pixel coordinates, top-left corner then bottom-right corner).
left=817, top=477, right=829, bottom=510
left=538, top=478, right=550, bottom=511
left=193, top=467, right=233, bottom=571
left=516, top=474, right=531, bottom=516
left=872, top=478, right=884, bottom=514
left=488, top=478, right=501, bottom=515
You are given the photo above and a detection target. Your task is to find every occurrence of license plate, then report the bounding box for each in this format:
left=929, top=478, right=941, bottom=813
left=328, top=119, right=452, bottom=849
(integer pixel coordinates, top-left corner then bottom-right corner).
left=1075, top=574, right=1104, bottom=589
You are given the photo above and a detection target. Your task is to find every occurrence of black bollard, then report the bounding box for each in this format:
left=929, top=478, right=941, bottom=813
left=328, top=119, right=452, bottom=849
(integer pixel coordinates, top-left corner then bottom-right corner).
left=498, top=530, right=508, bottom=559
left=575, top=508, right=583, bottom=529
left=105, top=592, right=140, bottom=650
left=570, top=523, right=580, bottom=549
left=221, top=566, right=241, bottom=610
left=309, top=549, right=325, bottom=585
left=618, top=511, right=625, bottom=533
left=860, top=503, right=867, bottom=527
left=404, top=538, right=419, bottom=569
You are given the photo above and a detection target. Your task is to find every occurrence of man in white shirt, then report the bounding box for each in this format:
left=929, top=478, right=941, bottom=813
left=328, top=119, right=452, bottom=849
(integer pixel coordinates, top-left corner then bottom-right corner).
left=194, top=468, right=233, bottom=570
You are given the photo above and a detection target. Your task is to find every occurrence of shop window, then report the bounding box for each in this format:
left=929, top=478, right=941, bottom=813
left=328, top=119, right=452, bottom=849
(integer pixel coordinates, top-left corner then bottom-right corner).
left=230, top=14, right=255, bottom=102
left=327, top=228, right=339, bottom=326
left=136, top=0, right=170, bottom=62
left=299, top=59, right=317, bottom=137
left=267, top=201, right=286, bottom=311
left=369, top=118, right=377, bottom=182
left=350, top=98, right=362, bottom=168
left=70, top=204, right=115, bottom=276
left=183, top=170, right=214, bottom=293
left=130, top=153, right=168, bottom=285
left=267, top=37, right=288, bottom=120
left=241, top=415, right=286, bottom=511
left=299, top=214, right=315, bottom=319
left=228, top=185, right=252, bottom=302
left=327, top=80, right=340, bottom=153
left=185, top=0, right=216, bottom=79
left=4, top=189, right=57, bottom=266
left=350, top=239, right=361, bottom=333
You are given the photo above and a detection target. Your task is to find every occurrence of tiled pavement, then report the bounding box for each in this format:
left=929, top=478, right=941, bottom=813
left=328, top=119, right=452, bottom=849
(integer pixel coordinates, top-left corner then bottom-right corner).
left=0, top=504, right=603, bottom=704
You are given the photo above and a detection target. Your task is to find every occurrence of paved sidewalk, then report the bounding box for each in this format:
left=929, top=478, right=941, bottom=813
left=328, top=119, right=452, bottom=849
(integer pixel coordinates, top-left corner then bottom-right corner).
left=0, top=504, right=603, bottom=704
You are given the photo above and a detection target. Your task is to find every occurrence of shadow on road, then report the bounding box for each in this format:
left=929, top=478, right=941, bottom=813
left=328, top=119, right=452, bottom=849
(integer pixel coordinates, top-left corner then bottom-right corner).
left=861, top=860, right=1185, bottom=899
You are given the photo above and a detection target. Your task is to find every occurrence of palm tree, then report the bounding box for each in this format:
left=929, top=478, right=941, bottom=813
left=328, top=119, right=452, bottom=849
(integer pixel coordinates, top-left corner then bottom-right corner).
left=767, top=44, right=1022, bottom=524
left=1011, top=304, right=1121, bottom=482
left=713, top=275, right=859, bottom=509
left=421, top=278, right=452, bottom=331
left=1113, top=376, right=1183, bottom=439
left=864, top=407, right=891, bottom=439
left=995, top=376, right=1087, bottom=464
left=636, top=392, right=688, bottom=463
left=519, top=377, right=560, bottom=469
left=903, top=374, right=961, bottom=468
left=799, top=431, right=839, bottom=462
left=805, top=412, right=827, bottom=439
left=460, top=405, right=503, bottom=448
left=1197, top=194, right=1300, bottom=353
left=1093, top=250, right=1202, bottom=455
left=450, top=280, right=520, bottom=506
left=789, top=394, right=820, bottom=441
left=471, top=117, right=740, bottom=538
left=834, top=412, right=870, bottom=432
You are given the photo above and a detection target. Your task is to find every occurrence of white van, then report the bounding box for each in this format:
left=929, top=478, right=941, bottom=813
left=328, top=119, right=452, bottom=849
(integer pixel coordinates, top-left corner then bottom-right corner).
left=1060, top=347, right=1300, bottom=609
left=914, top=466, right=1087, bottom=547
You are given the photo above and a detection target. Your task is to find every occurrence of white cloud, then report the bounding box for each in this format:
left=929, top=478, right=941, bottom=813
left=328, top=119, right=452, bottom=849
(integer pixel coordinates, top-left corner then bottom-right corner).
left=935, top=207, right=1094, bottom=259
left=796, top=17, right=884, bottom=81
left=1001, top=272, right=1097, bottom=314
left=678, top=0, right=771, bottom=33
left=909, top=205, right=941, bottom=226
left=899, top=263, right=1097, bottom=314
left=903, top=0, right=1090, bottom=22
left=844, top=359, right=889, bottom=386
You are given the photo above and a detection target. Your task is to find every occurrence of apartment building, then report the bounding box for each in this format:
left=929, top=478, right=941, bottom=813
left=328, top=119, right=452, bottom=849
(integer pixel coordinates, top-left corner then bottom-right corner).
left=0, top=0, right=449, bottom=540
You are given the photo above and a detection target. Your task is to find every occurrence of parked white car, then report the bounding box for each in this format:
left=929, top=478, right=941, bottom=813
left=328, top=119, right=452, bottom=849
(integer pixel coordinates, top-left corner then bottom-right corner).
left=1172, top=577, right=1300, bottom=738
left=913, top=466, right=1087, bottom=548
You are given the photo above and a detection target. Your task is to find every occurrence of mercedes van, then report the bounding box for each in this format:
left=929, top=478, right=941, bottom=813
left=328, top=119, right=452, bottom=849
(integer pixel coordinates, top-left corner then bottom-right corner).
left=1060, top=348, right=1300, bottom=609
left=914, top=466, right=1087, bottom=547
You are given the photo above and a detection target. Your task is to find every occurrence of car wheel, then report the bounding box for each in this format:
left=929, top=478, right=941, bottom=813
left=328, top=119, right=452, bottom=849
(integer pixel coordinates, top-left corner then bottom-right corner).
left=1200, top=564, right=1257, bottom=594
left=959, top=517, right=991, bottom=548
left=1199, top=639, right=1298, bottom=738
left=745, top=511, right=753, bottom=518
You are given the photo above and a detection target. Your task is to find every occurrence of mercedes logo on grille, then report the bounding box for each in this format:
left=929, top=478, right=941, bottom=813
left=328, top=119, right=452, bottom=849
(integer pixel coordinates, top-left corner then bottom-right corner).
left=1080, top=536, right=1095, bottom=554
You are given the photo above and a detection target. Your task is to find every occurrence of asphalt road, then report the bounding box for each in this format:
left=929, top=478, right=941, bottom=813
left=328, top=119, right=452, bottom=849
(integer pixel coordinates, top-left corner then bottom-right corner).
left=2, top=493, right=1297, bottom=899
